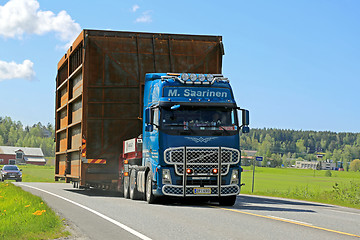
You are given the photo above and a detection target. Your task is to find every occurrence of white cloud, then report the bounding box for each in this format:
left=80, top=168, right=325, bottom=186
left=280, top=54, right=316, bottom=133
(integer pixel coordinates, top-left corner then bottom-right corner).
left=0, top=0, right=81, bottom=47
left=0, top=60, right=35, bottom=81
left=135, top=11, right=152, bottom=23
left=132, top=4, right=139, bottom=12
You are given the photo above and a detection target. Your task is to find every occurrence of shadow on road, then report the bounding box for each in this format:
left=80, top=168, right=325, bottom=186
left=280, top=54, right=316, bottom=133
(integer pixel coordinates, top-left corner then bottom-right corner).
left=65, top=188, right=123, bottom=198
left=223, top=195, right=331, bottom=213
left=64, top=187, right=327, bottom=213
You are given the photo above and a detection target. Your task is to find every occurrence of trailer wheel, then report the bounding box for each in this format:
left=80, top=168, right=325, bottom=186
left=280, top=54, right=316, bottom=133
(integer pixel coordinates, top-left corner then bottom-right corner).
left=146, top=172, right=157, bottom=204
left=218, top=195, right=237, bottom=206
left=129, top=169, right=140, bottom=200
left=123, top=176, right=130, bottom=199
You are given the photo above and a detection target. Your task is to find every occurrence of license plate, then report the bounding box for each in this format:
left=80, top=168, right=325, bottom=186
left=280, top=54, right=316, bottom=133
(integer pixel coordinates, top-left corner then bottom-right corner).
left=193, top=188, right=211, bottom=194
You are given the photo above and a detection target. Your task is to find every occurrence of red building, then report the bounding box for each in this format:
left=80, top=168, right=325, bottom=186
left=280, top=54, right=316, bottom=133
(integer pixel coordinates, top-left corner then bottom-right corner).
left=0, top=146, right=46, bottom=165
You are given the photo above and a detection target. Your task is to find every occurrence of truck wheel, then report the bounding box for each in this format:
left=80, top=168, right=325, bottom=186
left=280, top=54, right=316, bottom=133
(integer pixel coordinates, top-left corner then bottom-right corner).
left=123, top=176, right=130, bottom=199
left=129, top=169, right=140, bottom=200
left=219, top=195, right=237, bottom=206
left=146, top=172, right=157, bottom=204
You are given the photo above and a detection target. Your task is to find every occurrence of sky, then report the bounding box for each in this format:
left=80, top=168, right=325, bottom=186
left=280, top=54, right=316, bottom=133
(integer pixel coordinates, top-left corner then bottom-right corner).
left=0, top=0, right=359, bottom=133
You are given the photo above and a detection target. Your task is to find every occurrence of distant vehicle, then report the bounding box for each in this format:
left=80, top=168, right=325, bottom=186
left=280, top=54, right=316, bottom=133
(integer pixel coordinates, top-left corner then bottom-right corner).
left=0, top=165, right=22, bottom=182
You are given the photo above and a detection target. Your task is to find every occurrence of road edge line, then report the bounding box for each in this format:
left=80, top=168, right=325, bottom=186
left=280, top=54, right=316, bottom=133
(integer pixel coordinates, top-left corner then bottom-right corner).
left=18, top=183, right=152, bottom=240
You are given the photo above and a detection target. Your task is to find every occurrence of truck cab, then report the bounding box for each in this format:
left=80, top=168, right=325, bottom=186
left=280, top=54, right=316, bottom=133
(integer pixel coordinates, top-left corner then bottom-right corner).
left=141, top=73, right=249, bottom=205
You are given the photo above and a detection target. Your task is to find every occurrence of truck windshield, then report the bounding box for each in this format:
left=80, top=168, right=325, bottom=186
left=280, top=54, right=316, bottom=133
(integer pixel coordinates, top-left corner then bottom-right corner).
left=160, top=106, right=238, bottom=136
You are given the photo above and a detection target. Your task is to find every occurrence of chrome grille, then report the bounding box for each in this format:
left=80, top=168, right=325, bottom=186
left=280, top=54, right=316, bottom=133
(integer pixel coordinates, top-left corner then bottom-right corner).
left=186, top=148, right=219, bottom=164
left=164, top=147, right=240, bottom=176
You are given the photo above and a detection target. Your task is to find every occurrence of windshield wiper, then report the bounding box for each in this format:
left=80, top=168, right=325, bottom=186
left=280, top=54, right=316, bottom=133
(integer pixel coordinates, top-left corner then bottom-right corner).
left=218, top=126, right=230, bottom=135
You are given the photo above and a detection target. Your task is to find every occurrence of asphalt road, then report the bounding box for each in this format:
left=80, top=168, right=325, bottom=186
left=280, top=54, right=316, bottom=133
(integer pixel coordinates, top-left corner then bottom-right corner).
left=15, top=182, right=360, bottom=240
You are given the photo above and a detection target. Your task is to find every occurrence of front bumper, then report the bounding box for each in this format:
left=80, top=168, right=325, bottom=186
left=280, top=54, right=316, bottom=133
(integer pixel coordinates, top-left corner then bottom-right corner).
left=2, top=174, right=22, bottom=180
left=162, top=184, right=239, bottom=197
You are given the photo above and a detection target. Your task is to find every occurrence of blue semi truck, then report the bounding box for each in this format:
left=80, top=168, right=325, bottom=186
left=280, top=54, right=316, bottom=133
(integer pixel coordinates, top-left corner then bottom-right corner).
left=55, top=30, right=249, bottom=206
left=122, top=73, right=249, bottom=206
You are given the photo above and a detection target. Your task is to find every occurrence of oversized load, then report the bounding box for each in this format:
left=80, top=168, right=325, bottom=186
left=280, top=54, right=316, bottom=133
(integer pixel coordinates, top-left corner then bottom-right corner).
left=55, top=29, right=224, bottom=188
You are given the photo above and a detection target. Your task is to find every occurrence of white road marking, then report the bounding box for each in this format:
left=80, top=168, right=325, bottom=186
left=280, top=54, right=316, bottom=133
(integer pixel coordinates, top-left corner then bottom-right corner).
left=267, top=215, right=313, bottom=226
left=329, top=209, right=360, bottom=216
left=19, top=183, right=152, bottom=240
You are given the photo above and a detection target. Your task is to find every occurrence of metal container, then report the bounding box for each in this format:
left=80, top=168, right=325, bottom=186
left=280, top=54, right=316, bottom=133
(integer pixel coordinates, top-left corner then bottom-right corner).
left=55, top=29, right=224, bottom=187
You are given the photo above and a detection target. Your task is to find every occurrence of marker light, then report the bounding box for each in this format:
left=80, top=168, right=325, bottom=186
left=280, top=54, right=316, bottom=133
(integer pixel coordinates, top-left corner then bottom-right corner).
left=190, top=74, right=197, bottom=82
left=124, top=160, right=129, bottom=164
left=186, top=168, right=193, bottom=174
left=124, top=172, right=129, bottom=177
left=212, top=168, right=218, bottom=174
left=198, top=74, right=205, bottom=82
left=207, top=74, right=214, bottom=82
left=181, top=73, right=189, bottom=81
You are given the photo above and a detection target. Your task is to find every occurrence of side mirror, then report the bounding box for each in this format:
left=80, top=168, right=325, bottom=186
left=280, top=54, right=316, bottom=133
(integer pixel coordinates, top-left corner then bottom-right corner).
left=242, top=109, right=249, bottom=126
left=145, top=125, right=153, bottom=132
left=242, top=126, right=250, bottom=133
left=145, top=108, right=151, bottom=125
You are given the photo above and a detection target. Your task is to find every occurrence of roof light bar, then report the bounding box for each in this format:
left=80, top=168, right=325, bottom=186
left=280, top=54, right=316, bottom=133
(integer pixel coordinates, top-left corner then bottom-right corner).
left=162, top=73, right=229, bottom=85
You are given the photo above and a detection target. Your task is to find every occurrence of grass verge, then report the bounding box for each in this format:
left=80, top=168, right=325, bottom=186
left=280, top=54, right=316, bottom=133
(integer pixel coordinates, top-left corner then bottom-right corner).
left=0, top=182, right=69, bottom=240
left=241, top=167, right=360, bottom=209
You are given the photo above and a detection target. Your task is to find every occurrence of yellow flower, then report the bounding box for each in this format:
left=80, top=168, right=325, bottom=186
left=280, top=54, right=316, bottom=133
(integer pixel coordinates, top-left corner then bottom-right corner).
left=25, top=205, right=30, bottom=208
left=4, top=210, right=6, bottom=212
left=40, top=202, right=43, bottom=204
left=32, top=210, right=46, bottom=216
left=32, top=210, right=42, bottom=215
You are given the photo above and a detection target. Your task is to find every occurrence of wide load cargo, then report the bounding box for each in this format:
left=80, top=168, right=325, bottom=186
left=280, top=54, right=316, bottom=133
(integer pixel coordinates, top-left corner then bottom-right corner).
left=55, top=29, right=224, bottom=188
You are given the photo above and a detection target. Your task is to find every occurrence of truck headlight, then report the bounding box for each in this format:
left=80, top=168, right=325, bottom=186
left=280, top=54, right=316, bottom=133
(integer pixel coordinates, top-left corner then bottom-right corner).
left=231, top=169, right=239, bottom=185
left=162, top=169, right=172, bottom=184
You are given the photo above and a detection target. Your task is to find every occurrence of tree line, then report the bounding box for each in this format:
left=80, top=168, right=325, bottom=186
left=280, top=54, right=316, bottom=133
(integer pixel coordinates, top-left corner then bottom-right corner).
left=240, top=128, right=360, bottom=171
left=1, top=116, right=360, bottom=170
left=0, top=116, right=55, bottom=157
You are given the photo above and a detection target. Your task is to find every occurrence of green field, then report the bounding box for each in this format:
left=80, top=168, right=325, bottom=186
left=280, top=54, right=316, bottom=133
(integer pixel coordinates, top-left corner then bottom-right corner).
left=241, top=167, right=360, bottom=209
left=0, top=164, right=58, bottom=183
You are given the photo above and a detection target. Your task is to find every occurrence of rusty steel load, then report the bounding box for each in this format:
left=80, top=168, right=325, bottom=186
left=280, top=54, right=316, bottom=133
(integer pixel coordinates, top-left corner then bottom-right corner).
left=55, top=29, right=224, bottom=189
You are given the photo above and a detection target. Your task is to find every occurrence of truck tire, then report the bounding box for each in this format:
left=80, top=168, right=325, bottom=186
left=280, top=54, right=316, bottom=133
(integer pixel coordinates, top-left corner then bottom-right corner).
left=146, top=172, right=157, bottom=204
left=219, top=195, right=237, bottom=206
left=123, top=176, right=130, bottom=199
left=129, top=169, right=140, bottom=200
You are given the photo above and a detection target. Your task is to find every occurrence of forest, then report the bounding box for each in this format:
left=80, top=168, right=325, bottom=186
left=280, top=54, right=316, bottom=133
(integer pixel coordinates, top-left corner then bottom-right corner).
left=1, top=116, right=360, bottom=170
left=240, top=128, right=360, bottom=171
left=0, top=116, right=55, bottom=157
